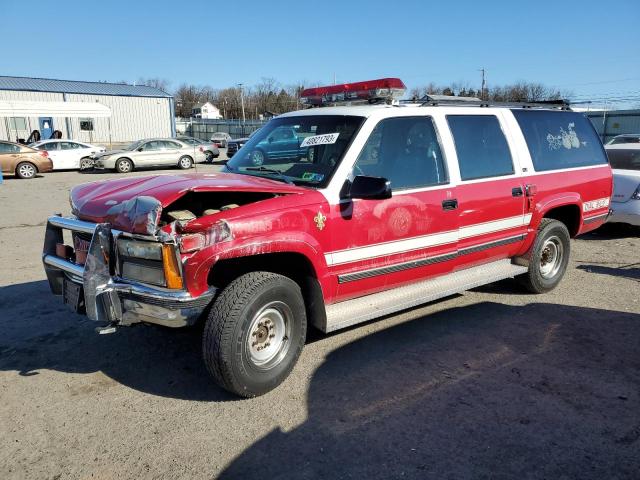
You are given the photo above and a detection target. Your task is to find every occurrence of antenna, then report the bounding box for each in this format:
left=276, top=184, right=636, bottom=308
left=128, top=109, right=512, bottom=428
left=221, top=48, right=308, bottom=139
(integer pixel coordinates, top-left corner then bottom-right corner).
left=479, top=68, right=486, bottom=100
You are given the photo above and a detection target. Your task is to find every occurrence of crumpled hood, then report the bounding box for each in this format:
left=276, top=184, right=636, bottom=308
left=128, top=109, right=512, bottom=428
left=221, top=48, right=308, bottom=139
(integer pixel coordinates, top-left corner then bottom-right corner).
left=93, top=149, right=127, bottom=159
left=70, top=172, right=309, bottom=231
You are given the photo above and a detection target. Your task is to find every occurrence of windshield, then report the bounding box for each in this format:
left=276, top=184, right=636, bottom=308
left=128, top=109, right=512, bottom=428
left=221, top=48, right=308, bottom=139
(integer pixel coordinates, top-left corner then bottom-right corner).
left=224, top=115, right=365, bottom=187
left=607, top=148, right=640, bottom=170
left=126, top=140, right=144, bottom=151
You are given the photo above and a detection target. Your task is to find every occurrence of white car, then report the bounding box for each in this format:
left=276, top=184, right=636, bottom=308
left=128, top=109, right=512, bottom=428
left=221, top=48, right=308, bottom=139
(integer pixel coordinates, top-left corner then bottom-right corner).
left=605, top=145, right=640, bottom=226
left=210, top=132, right=231, bottom=148
left=30, top=140, right=106, bottom=170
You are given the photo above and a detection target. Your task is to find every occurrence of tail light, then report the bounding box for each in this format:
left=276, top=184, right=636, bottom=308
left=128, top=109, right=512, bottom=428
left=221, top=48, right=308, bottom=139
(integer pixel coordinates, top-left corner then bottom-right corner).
left=632, top=185, right=640, bottom=200
left=39, top=150, right=49, bottom=158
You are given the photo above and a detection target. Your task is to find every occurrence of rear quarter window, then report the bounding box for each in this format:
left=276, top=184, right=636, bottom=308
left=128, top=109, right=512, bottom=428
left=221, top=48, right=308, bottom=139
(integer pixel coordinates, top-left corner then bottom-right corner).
left=512, top=110, right=608, bottom=172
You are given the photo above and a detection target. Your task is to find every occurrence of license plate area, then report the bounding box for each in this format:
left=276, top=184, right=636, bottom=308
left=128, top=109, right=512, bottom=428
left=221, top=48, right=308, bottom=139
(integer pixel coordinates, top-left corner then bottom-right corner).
left=63, top=277, right=85, bottom=314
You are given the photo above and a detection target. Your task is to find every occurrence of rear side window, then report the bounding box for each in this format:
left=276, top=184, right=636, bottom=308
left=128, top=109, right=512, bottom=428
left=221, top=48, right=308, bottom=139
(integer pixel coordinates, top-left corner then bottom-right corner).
left=512, top=110, right=607, bottom=172
left=0, top=142, right=20, bottom=153
left=606, top=149, right=640, bottom=171
left=447, top=115, right=514, bottom=180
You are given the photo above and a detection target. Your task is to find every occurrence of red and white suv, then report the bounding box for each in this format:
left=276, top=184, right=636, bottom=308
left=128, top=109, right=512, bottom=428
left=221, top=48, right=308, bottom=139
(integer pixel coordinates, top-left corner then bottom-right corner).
left=43, top=79, right=612, bottom=397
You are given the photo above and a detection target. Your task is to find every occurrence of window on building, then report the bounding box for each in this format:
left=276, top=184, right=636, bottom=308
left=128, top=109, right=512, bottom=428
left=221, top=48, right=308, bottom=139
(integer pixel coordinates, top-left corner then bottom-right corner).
left=9, top=117, right=27, bottom=131
left=354, top=116, right=448, bottom=190
left=79, top=118, right=94, bottom=131
left=447, top=115, right=514, bottom=180
left=512, top=110, right=608, bottom=172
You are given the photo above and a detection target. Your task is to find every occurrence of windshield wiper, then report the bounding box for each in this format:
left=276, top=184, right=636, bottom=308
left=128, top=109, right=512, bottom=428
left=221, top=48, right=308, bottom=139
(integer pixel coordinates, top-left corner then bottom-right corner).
left=245, top=166, right=293, bottom=184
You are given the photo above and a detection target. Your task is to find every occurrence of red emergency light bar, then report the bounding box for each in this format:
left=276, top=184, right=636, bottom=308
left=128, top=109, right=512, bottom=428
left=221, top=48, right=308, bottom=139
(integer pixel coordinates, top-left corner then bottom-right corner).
left=300, top=78, right=406, bottom=106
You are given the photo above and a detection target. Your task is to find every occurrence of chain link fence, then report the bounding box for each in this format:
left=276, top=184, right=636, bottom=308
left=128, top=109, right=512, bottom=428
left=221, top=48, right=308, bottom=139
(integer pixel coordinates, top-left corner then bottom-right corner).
left=176, top=118, right=267, bottom=141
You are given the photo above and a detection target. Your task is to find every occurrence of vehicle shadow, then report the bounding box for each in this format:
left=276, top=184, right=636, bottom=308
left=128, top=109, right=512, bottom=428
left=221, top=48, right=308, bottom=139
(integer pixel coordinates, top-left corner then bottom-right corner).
left=576, top=263, right=640, bottom=281
left=580, top=223, right=640, bottom=240
left=0, top=280, right=234, bottom=402
left=218, top=302, right=640, bottom=480
left=0, top=174, right=45, bottom=181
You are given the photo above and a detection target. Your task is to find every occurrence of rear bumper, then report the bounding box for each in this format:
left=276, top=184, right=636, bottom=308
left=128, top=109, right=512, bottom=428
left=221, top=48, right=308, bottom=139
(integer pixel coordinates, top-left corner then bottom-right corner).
left=608, top=201, right=640, bottom=226
left=43, top=216, right=215, bottom=328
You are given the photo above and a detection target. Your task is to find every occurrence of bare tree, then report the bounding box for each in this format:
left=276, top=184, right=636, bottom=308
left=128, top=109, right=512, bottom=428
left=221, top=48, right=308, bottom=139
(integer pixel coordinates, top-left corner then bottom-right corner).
left=137, top=77, right=171, bottom=92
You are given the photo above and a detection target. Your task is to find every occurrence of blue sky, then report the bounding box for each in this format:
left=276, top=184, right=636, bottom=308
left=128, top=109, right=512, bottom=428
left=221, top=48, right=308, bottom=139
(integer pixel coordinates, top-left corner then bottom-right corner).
left=2, top=0, right=639, bottom=106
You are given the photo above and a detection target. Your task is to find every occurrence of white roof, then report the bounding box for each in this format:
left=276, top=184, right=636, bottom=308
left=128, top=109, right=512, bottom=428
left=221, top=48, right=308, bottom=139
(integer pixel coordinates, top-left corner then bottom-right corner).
left=0, top=100, right=111, bottom=117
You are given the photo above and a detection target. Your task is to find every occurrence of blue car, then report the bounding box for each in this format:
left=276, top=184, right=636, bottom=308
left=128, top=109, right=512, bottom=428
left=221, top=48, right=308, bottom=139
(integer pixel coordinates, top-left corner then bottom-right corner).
left=248, top=126, right=310, bottom=165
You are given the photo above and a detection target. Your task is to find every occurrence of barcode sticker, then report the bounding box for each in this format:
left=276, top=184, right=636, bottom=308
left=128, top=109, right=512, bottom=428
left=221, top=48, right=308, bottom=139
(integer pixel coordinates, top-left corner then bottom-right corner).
left=300, top=133, right=340, bottom=148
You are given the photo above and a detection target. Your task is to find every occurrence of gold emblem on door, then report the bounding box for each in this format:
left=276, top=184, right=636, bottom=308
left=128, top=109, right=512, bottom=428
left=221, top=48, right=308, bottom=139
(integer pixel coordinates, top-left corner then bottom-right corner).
left=314, top=211, right=326, bottom=231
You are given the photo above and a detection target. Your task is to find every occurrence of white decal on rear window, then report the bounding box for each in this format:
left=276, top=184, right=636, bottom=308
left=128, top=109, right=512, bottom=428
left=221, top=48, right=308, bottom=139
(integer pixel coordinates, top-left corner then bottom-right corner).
left=300, top=133, right=340, bottom=148
left=546, top=123, right=587, bottom=150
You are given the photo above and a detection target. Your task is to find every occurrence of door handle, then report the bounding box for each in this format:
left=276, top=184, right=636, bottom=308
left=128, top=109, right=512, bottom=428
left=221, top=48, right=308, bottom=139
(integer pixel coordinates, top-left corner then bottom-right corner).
left=442, top=199, right=458, bottom=210
left=512, top=187, right=523, bottom=197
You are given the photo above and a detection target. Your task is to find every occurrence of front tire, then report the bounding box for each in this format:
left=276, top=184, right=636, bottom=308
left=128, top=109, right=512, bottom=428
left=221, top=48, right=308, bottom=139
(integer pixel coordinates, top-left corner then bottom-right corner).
left=16, top=162, right=37, bottom=179
left=203, top=272, right=307, bottom=398
left=79, top=157, right=93, bottom=170
left=178, top=155, right=193, bottom=169
left=115, top=158, right=133, bottom=173
left=518, top=218, right=570, bottom=293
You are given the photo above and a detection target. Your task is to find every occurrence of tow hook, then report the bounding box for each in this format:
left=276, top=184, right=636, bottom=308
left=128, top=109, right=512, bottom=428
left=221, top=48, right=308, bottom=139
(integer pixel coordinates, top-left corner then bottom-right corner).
left=95, top=323, right=118, bottom=335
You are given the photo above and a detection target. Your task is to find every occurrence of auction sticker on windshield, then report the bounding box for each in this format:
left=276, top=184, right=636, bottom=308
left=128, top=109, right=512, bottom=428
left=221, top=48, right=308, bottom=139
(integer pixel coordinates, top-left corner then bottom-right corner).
left=300, top=133, right=340, bottom=148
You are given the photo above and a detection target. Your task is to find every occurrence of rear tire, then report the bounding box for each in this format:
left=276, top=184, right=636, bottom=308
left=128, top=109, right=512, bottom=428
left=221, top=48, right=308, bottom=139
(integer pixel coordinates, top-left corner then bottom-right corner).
left=178, top=155, right=193, bottom=169
left=250, top=149, right=265, bottom=166
left=16, top=162, right=37, bottom=179
left=115, top=158, right=133, bottom=173
left=202, top=272, right=307, bottom=398
left=518, top=218, right=570, bottom=293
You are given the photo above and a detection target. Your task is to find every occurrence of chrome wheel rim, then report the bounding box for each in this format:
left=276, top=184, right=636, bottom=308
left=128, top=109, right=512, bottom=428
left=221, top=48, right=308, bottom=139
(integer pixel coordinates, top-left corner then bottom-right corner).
left=18, top=164, right=35, bottom=178
left=80, top=159, right=92, bottom=169
left=118, top=160, right=131, bottom=172
left=251, top=150, right=264, bottom=166
left=180, top=157, right=191, bottom=168
left=246, top=301, right=292, bottom=369
left=540, top=236, right=563, bottom=278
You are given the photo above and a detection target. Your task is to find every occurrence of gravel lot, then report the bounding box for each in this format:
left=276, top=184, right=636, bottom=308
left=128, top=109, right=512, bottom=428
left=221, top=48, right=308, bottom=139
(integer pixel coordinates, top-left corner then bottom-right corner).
left=1, top=167, right=639, bottom=480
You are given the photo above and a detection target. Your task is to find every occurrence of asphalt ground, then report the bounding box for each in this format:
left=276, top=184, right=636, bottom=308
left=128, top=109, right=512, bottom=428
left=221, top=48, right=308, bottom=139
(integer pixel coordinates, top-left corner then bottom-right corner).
left=0, top=165, right=639, bottom=480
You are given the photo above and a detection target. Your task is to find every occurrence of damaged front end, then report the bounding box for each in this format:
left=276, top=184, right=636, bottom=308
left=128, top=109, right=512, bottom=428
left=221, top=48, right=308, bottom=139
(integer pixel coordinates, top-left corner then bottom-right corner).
left=42, top=199, right=217, bottom=329
left=45, top=175, right=294, bottom=330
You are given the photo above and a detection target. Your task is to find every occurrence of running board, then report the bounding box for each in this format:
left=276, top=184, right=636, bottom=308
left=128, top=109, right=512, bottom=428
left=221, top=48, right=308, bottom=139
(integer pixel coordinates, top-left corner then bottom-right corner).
left=321, top=259, right=528, bottom=333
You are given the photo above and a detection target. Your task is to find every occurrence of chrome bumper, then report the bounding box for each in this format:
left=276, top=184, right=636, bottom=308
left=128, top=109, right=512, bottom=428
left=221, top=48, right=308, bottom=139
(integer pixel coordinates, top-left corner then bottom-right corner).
left=43, top=216, right=215, bottom=328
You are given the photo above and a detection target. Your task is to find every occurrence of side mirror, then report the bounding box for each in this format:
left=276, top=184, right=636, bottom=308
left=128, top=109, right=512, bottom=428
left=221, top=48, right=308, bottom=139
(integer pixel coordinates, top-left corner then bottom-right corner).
left=137, top=147, right=144, bottom=152
left=268, top=137, right=274, bottom=143
left=343, top=175, right=392, bottom=200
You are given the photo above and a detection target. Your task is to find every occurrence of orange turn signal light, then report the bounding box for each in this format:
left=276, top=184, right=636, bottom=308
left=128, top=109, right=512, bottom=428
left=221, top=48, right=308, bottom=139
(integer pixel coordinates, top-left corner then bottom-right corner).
left=162, top=244, right=184, bottom=289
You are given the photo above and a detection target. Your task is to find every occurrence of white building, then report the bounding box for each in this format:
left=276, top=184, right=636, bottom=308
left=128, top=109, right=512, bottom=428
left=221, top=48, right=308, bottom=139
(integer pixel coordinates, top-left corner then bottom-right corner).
left=191, top=102, right=222, bottom=119
left=0, top=76, right=175, bottom=144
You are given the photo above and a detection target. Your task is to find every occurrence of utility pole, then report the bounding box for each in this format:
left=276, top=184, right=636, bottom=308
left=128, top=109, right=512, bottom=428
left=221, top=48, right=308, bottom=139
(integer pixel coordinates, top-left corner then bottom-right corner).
left=479, top=68, right=486, bottom=100
left=238, top=83, right=246, bottom=125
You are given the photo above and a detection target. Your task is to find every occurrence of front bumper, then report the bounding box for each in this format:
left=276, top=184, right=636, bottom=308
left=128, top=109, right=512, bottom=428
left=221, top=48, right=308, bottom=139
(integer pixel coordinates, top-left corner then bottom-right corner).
left=43, top=216, right=215, bottom=328
left=608, top=201, right=640, bottom=226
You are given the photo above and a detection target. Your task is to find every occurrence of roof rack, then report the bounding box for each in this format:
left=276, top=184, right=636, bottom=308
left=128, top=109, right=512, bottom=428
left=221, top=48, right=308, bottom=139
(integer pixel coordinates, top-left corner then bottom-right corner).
left=412, top=95, right=572, bottom=110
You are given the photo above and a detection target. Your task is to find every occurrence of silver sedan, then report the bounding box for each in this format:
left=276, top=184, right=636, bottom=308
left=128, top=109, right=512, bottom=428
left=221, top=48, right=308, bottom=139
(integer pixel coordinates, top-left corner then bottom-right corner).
left=93, top=138, right=207, bottom=173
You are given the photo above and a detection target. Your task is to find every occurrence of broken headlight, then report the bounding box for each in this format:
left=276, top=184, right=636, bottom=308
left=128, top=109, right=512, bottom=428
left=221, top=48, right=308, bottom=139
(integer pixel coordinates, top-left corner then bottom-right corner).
left=179, top=221, right=232, bottom=253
